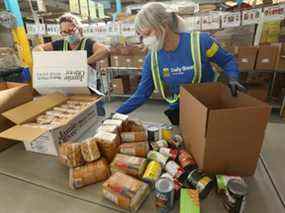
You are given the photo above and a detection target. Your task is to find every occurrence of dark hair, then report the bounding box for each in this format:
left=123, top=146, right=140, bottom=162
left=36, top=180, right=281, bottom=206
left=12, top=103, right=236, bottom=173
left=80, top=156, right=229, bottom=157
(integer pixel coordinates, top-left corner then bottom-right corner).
left=58, top=13, right=82, bottom=29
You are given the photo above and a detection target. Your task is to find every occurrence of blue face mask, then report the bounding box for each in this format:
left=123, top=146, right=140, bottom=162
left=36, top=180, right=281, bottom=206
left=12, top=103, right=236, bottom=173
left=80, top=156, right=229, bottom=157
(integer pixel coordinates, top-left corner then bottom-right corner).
left=66, top=34, right=79, bottom=44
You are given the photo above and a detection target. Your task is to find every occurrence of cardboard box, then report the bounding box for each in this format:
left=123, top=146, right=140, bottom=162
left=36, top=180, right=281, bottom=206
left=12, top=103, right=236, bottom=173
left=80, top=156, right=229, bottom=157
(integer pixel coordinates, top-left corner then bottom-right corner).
left=33, top=51, right=98, bottom=95
left=180, top=83, right=271, bottom=176
left=112, top=76, right=130, bottom=94
left=237, top=46, right=258, bottom=71
left=0, top=82, right=33, bottom=150
left=0, top=93, right=102, bottom=156
left=277, top=56, right=285, bottom=71
left=110, top=55, right=132, bottom=67
left=255, top=45, right=281, bottom=71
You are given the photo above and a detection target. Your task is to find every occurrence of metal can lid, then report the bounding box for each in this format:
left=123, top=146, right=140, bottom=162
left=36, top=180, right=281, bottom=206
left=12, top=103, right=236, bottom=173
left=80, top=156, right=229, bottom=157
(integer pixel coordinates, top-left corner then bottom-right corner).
left=155, top=177, right=174, bottom=193
left=227, top=179, right=248, bottom=196
left=148, top=126, right=159, bottom=131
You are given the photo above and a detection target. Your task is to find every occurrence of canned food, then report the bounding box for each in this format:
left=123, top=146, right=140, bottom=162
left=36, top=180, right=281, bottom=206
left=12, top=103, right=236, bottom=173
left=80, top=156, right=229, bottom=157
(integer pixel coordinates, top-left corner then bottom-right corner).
left=224, top=179, right=248, bottom=213
left=165, top=161, right=185, bottom=179
left=186, top=169, right=214, bottom=199
left=216, top=175, right=243, bottom=194
left=151, top=139, right=169, bottom=151
left=147, top=151, right=169, bottom=166
left=161, top=173, right=183, bottom=196
left=147, top=126, right=160, bottom=142
left=155, top=177, right=175, bottom=212
left=168, top=134, right=183, bottom=148
left=159, top=148, right=178, bottom=160
left=143, top=161, right=162, bottom=182
left=161, top=124, right=173, bottom=141
left=178, top=149, right=197, bottom=171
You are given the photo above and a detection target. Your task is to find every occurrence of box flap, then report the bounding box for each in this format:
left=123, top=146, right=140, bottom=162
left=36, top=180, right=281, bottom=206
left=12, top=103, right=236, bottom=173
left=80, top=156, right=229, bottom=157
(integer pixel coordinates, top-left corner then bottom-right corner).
left=0, top=125, right=47, bottom=142
left=2, top=92, right=68, bottom=125
left=180, top=85, right=208, bottom=167
left=0, top=83, right=33, bottom=113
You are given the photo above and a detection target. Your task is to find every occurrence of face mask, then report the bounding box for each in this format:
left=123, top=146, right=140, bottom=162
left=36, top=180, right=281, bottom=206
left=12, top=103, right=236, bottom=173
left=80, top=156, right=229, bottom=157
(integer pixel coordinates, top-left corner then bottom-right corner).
left=66, top=30, right=81, bottom=44
left=143, top=29, right=166, bottom=52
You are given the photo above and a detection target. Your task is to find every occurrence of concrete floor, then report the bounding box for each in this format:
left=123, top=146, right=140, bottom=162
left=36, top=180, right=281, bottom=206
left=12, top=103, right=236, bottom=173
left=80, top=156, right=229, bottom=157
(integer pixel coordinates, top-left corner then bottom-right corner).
left=0, top=98, right=284, bottom=213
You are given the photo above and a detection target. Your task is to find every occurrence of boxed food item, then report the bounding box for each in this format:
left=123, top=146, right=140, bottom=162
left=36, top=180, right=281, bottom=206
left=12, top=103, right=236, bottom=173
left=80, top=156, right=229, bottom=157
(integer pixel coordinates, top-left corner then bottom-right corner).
left=180, top=83, right=271, bottom=176
left=121, top=131, right=147, bottom=143
left=119, top=141, right=149, bottom=157
left=0, top=93, right=102, bottom=156
left=111, top=153, right=147, bottom=177
left=180, top=189, right=200, bottom=213
left=237, top=46, right=258, bottom=71
left=58, top=142, right=85, bottom=168
left=69, top=158, right=110, bottom=189
left=255, top=45, right=281, bottom=71
left=80, top=137, right=101, bottom=162
left=94, top=131, right=120, bottom=162
left=0, top=82, right=33, bottom=151
left=102, top=172, right=150, bottom=212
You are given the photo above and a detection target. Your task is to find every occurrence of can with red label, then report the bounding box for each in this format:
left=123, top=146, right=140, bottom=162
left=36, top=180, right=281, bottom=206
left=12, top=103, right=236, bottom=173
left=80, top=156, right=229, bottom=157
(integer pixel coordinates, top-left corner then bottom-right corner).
left=178, top=149, right=197, bottom=172
left=159, top=148, right=178, bottom=161
left=155, top=177, right=175, bottom=212
left=165, top=160, right=185, bottom=180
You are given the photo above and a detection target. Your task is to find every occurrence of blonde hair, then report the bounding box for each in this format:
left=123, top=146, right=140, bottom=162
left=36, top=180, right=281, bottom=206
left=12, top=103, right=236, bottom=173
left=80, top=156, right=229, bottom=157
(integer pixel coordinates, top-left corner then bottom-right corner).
left=135, top=2, right=181, bottom=33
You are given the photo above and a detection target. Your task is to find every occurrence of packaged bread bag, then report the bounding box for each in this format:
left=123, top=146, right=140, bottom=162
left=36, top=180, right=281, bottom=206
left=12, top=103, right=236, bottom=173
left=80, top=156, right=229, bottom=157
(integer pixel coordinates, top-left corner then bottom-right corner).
left=59, top=143, right=85, bottom=168
left=80, top=138, right=101, bottom=162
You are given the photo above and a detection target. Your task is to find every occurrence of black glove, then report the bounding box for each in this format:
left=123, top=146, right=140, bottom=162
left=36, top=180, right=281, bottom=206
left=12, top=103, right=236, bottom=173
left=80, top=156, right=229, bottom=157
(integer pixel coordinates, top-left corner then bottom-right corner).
left=228, top=78, right=247, bottom=97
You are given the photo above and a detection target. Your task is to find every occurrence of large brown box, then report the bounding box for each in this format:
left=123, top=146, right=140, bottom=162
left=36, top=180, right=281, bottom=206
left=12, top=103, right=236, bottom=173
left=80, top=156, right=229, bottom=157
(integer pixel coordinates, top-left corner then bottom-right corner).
left=180, top=83, right=271, bottom=176
left=255, top=45, right=281, bottom=71
left=237, top=46, right=258, bottom=71
left=0, top=82, right=33, bottom=151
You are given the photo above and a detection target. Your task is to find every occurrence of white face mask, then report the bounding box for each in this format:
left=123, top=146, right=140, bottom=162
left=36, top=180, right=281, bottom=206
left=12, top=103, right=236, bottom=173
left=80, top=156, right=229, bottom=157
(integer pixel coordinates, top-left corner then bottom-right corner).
left=143, top=29, right=165, bottom=52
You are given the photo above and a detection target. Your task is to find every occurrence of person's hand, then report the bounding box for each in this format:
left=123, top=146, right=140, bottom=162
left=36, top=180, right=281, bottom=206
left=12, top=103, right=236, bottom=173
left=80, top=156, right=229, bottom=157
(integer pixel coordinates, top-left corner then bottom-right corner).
left=33, top=46, right=44, bottom=51
left=228, top=78, right=247, bottom=97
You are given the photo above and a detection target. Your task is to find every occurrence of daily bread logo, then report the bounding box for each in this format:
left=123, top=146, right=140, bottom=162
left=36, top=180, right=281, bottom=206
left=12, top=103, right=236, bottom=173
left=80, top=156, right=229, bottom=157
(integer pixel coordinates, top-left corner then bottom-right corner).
left=171, top=65, right=194, bottom=75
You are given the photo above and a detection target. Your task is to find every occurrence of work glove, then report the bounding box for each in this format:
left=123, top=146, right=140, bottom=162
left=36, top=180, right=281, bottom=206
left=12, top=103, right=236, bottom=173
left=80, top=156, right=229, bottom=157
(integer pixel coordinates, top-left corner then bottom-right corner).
left=228, top=78, right=247, bottom=97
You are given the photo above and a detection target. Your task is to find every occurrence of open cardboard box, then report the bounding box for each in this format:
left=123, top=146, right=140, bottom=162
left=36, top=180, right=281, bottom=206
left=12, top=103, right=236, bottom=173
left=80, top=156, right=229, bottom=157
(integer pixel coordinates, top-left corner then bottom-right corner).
left=180, top=83, right=271, bottom=176
left=0, top=82, right=33, bottom=150
left=0, top=93, right=102, bottom=156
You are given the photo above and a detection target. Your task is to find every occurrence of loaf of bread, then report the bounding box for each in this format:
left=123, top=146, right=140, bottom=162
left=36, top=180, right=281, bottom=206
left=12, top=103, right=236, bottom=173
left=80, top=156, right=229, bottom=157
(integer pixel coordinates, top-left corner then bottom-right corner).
left=103, top=172, right=150, bottom=212
left=110, top=153, right=147, bottom=177
left=80, top=137, right=101, bottom=162
left=94, top=131, right=120, bottom=162
left=120, top=131, right=147, bottom=143
left=58, top=143, right=85, bottom=168
left=69, top=158, right=110, bottom=189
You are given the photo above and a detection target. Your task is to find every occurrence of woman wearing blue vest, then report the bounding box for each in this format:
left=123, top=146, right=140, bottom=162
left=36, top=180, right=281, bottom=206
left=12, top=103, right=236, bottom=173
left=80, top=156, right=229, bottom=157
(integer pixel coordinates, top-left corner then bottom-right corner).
left=116, top=2, right=245, bottom=125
